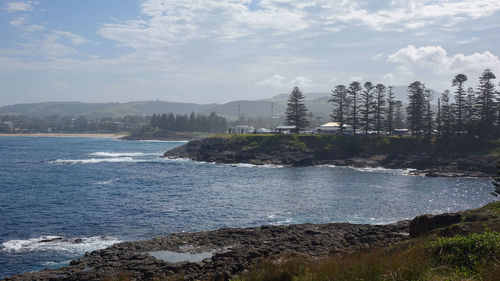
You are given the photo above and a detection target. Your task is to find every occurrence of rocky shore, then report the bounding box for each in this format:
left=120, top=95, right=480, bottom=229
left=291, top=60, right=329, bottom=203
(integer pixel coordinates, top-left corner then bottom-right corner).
left=5, top=201, right=498, bottom=281
left=163, top=137, right=499, bottom=177
left=3, top=221, right=410, bottom=281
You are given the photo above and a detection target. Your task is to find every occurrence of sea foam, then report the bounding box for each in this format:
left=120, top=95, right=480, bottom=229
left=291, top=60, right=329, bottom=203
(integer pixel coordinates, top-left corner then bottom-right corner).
left=1, top=235, right=120, bottom=254
left=89, top=152, right=150, bottom=157
left=49, top=157, right=136, bottom=164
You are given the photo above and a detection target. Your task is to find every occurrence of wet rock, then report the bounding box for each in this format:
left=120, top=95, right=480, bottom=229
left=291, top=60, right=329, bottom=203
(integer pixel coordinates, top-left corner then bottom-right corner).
left=3, top=221, right=410, bottom=281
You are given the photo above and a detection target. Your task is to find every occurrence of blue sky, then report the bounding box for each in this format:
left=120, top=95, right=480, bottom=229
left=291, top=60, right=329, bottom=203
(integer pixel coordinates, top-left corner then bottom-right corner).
left=1, top=0, right=499, bottom=106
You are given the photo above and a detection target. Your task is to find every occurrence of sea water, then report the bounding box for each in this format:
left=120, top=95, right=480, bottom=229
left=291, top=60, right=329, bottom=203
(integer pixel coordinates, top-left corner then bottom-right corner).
left=0, top=136, right=495, bottom=278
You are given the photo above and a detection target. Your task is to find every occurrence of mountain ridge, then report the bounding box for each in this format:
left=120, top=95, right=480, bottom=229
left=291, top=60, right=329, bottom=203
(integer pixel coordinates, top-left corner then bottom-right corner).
left=0, top=86, right=439, bottom=119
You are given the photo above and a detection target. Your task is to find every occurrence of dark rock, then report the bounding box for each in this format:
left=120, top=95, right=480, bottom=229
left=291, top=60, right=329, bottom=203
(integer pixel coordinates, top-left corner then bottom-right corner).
left=3, top=221, right=410, bottom=281
left=163, top=137, right=498, bottom=177
left=409, top=213, right=462, bottom=237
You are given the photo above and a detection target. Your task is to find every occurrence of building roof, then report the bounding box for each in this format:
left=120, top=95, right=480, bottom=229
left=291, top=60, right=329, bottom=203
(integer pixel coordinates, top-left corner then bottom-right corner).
left=319, top=122, right=352, bottom=128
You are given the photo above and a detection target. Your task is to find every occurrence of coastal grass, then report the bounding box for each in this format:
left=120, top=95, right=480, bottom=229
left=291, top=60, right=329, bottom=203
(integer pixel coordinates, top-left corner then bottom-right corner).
left=235, top=232, right=500, bottom=281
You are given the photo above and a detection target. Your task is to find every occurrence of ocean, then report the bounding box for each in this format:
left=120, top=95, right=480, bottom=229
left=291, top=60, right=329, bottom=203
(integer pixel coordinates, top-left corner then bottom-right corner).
left=0, top=136, right=495, bottom=278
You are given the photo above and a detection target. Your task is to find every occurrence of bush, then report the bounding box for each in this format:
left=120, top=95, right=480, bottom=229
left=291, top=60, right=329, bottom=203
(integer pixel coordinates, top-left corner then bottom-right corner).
left=426, top=232, right=500, bottom=269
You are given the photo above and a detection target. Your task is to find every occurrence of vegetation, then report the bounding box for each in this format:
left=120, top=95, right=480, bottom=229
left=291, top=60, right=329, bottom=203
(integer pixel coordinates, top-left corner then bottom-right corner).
left=285, top=87, right=309, bottom=132
left=149, top=111, right=227, bottom=133
left=328, top=69, right=500, bottom=142
left=235, top=232, right=500, bottom=281
left=212, top=134, right=500, bottom=157
left=0, top=114, right=149, bottom=133
left=235, top=202, right=500, bottom=281
left=0, top=111, right=227, bottom=135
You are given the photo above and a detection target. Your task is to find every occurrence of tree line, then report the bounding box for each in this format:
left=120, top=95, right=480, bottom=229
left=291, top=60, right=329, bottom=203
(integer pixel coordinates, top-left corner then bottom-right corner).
left=286, top=69, right=499, bottom=140
left=0, top=112, right=228, bottom=134
left=0, top=115, right=149, bottom=133
left=150, top=112, right=227, bottom=133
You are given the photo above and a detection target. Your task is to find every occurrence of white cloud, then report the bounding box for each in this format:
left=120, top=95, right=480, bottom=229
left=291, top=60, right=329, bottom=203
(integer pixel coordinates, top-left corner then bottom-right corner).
left=381, top=73, right=395, bottom=82
left=257, top=74, right=286, bottom=87
left=372, top=53, right=385, bottom=60
left=257, top=74, right=314, bottom=88
left=4, top=1, right=36, bottom=12
left=290, top=76, right=313, bottom=88
left=53, top=31, right=90, bottom=45
left=9, top=16, right=26, bottom=26
left=97, top=0, right=500, bottom=51
left=9, top=16, right=44, bottom=32
left=387, top=45, right=500, bottom=75
left=349, top=76, right=363, bottom=81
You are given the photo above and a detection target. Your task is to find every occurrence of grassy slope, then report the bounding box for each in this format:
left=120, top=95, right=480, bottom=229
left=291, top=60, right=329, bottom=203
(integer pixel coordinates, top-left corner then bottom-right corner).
left=236, top=201, right=500, bottom=281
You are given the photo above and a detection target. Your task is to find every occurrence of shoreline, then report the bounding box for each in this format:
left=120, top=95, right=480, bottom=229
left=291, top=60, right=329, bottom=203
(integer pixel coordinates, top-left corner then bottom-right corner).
left=163, top=136, right=499, bottom=178
left=0, top=133, right=128, bottom=138
left=2, top=220, right=410, bottom=281
left=3, top=202, right=498, bottom=280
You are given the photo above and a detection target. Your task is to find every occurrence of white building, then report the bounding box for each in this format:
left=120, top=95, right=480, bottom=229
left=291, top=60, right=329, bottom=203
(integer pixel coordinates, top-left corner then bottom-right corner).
left=316, top=122, right=352, bottom=135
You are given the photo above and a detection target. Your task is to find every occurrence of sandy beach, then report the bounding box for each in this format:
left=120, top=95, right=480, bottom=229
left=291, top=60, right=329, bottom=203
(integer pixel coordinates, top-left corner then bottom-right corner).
left=0, top=133, right=127, bottom=138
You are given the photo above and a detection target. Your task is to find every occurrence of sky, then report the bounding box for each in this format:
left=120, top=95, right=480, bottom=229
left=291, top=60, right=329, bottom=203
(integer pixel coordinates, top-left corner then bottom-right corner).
left=1, top=0, right=500, bottom=106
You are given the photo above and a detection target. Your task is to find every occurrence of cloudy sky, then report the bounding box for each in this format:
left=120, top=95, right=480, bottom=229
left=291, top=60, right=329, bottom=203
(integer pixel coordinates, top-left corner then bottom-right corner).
left=1, top=0, right=500, bottom=106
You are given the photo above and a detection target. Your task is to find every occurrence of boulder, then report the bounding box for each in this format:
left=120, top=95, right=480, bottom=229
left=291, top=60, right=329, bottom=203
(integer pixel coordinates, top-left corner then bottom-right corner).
left=409, top=213, right=462, bottom=237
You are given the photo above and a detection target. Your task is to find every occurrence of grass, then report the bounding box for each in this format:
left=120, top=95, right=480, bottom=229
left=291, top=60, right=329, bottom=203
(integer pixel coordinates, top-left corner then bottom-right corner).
left=235, top=232, right=500, bottom=281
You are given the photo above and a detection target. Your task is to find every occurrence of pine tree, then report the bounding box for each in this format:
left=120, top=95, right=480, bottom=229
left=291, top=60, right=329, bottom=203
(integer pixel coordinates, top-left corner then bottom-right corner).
left=423, top=89, right=434, bottom=141
left=476, top=69, right=497, bottom=138
left=406, top=81, right=426, bottom=136
left=347, top=81, right=362, bottom=135
left=440, top=90, right=454, bottom=137
left=437, top=98, right=441, bottom=138
left=285, top=87, right=309, bottom=133
left=374, top=84, right=386, bottom=134
left=329, top=84, right=349, bottom=135
left=465, top=86, right=476, bottom=127
left=394, top=100, right=404, bottom=129
left=452, top=74, right=467, bottom=136
left=386, top=86, right=395, bottom=133
left=360, top=82, right=375, bottom=134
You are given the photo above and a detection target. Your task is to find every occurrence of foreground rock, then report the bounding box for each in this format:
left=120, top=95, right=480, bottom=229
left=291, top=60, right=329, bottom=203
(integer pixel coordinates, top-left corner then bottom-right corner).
left=3, top=221, right=410, bottom=281
left=164, top=137, right=499, bottom=177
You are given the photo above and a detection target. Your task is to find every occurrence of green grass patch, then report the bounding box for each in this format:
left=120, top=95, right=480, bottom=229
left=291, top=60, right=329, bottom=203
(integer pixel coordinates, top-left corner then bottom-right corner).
left=235, top=232, right=500, bottom=281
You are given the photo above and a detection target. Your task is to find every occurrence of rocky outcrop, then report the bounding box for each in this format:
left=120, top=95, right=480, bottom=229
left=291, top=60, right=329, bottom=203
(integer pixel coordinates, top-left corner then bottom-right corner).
left=409, top=213, right=463, bottom=237
left=3, top=221, right=410, bottom=281
left=163, top=137, right=499, bottom=177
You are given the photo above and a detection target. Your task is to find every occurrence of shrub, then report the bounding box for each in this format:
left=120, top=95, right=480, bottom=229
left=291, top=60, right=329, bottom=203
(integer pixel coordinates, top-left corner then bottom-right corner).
left=426, top=232, right=500, bottom=269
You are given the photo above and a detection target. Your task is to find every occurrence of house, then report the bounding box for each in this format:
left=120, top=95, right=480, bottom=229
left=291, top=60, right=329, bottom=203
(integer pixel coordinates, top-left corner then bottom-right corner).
left=316, top=122, right=352, bottom=135
left=231, top=125, right=255, bottom=134
left=275, top=125, right=296, bottom=134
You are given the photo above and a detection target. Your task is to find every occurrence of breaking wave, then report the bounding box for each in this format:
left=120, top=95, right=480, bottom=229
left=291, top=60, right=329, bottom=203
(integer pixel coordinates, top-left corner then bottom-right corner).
left=227, top=163, right=284, bottom=168
left=1, top=235, right=120, bottom=254
left=48, top=157, right=137, bottom=164
left=88, top=152, right=152, bottom=157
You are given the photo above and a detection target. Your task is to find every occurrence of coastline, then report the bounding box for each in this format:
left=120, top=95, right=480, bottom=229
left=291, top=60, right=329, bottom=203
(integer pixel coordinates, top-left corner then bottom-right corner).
left=4, top=201, right=499, bottom=281
left=3, top=220, right=410, bottom=281
left=0, top=133, right=128, bottom=138
left=164, top=136, right=499, bottom=178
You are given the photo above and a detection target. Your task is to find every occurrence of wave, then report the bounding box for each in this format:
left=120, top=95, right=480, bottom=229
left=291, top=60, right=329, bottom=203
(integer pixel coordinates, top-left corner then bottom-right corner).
left=95, top=178, right=119, bottom=185
left=1, top=235, right=120, bottom=254
left=228, top=163, right=284, bottom=168
left=89, top=152, right=153, bottom=157
left=48, top=157, right=137, bottom=164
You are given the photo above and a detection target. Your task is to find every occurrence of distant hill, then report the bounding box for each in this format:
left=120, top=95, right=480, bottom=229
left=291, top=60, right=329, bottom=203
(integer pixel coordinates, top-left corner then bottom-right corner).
left=0, top=101, right=216, bottom=118
left=0, top=86, right=440, bottom=119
